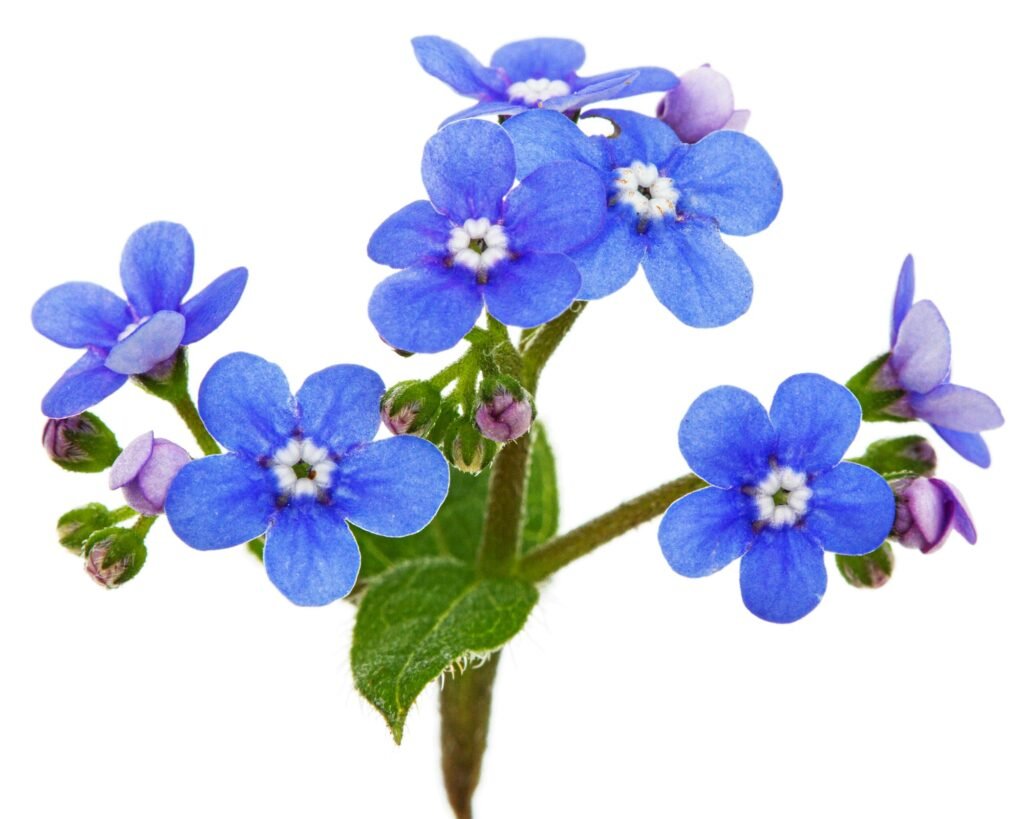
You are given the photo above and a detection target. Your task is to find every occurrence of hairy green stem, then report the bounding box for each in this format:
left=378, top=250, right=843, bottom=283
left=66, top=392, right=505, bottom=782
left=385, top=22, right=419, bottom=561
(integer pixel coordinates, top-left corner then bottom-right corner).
left=132, top=514, right=157, bottom=539
left=520, top=301, right=586, bottom=393
left=171, top=393, right=221, bottom=456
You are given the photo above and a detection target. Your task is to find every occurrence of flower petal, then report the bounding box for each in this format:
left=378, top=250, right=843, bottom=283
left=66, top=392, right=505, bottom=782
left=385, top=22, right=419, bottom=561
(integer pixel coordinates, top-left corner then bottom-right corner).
left=643, top=218, right=752, bottom=328
left=576, top=67, right=679, bottom=98
left=198, top=352, right=297, bottom=457
left=41, top=350, right=128, bottom=418
left=119, top=221, right=194, bottom=315
left=939, top=480, right=978, bottom=544
left=334, top=437, right=449, bottom=537
left=543, top=73, right=639, bottom=113
left=572, top=209, right=647, bottom=300
left=931, top=425, right=991, bottom=468
left=770, top=374, right=861, bottom=474
left=890, top=254, right=916, bottom=347
left=165, top=454, right=276, bottom=550
left=483, top=253, right=580, bottom=328
left=411, top=36, right=505, bottom=98
left=804, top=462, right=895, bottom=555
left=659, top=487, right=755, bottom=577
left=368, top=263, right=482, bottom=353
left=104, top=310, right=185, bottom=374
left=585, top=108, right=682, bottom=166
left=503, top=160, right=606, bottom=254
left=421, top=119, right=515, bottom=223
left=32, top=282, right=131, bottom=349
left=503, top=108, right=607, bottom=178
left=129, top=439, right=191, bottom=515
left=665, top=130, right=782, bottom=236
left=179, top=267, right=248, bottom=345
left=367, top=201, right=451, bottom=269
left=296, top=364, right=385, bottom=453
left=910, top=383, right=1003, bottom=431
left=490, top=38, right=585, bottom=81
left=439, top=99, right=529, bottom=128
left=740, top=527, right=827, bottom=623
left=109, top=431, right=154, bottom=488
left=678, top=385, right=776, bottom=488
left=890, top=300, right=951, bottom=394
left=263, top=504, right=360, bottom=606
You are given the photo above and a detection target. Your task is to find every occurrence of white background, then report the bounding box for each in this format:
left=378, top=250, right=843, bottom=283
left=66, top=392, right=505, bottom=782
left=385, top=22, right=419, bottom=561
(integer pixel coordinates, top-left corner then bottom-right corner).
left=2, top=2, right=1021, bottom=817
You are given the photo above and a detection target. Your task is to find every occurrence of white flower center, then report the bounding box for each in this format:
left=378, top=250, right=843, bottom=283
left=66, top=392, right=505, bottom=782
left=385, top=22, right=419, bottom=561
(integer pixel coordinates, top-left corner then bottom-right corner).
left=612, top=161, right=680, bottom=220
left=507, top=77, right=571, bottom=105
left=448, top=218, right=509, bottom=277
left=753, top=466, right=813, bottom=529
left=270, top=437, right=336, bottom=498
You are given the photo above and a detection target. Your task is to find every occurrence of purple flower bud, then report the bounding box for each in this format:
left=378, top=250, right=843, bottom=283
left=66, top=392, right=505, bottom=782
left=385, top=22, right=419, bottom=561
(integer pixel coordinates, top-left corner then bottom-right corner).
left=42, top=412, right=120, bottom=473
left=380, top=380, right=442, bottom=436
left=83, top=527, right=147, bottom=589
left=656, top=64, right=750, bottom=144
left=891, top=477, right=977, bottom=554
left=475, top=381, right=533, bottom=443
left=109, top=432, right=190, bottom=516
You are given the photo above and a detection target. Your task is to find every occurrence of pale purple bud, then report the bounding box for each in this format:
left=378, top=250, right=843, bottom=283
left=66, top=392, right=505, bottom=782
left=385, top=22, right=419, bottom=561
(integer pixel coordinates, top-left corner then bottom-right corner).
left=109, top=432, right=190, bottom=516
left=891, top=477, right=977, bottom=554
left=656, top=64, right=750, bottom=144
left=475, top=388, right=533, bottom=443
left=83, top=528, right=147, bottom=589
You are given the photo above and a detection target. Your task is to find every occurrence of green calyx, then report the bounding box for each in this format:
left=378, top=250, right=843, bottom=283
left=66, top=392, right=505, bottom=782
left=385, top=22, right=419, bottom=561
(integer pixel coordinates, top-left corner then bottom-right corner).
left=846, top=353, right=909, bottom=423
left=43, top=412, right=121, bottom=473
left=57, top=503, right=135, bottom=552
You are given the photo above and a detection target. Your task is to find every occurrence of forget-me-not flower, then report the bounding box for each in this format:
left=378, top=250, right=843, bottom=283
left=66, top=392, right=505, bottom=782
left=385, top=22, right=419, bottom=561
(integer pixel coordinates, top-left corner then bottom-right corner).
left=504, top=108, right=782, bottom=327
left=368, top=119, right=606, bottom=353
left=32, top=222, right=247, bottom=418
left=165, top=353, right=449, bottom=606
left=659, top=374, right=894, bottom=623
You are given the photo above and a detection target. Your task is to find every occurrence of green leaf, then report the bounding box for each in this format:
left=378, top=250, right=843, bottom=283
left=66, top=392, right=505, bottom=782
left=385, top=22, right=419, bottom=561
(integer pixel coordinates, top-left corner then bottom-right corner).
left=849, top=435, right=936, bottom=480
left=845, top=353, right=909, bottom=423
left=522, top=423, right=558, bottom=553
left=836, top=542, right=895, bottom=589
left=351, top=557, right=538, bottom=743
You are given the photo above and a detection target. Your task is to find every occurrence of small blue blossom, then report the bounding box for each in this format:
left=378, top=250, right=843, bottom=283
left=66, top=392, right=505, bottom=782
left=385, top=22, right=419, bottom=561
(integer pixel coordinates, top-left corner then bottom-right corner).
left=164, top=353, right=449, bottom=606
left=504, top=108, right=782, bottom=327
left=658, top=374, right=894, bottom=623
left=32, top=222, right=248, bottom=419
left=412, top=36, right=678, bottom=126
left=367, top=119, right=607, bottom=353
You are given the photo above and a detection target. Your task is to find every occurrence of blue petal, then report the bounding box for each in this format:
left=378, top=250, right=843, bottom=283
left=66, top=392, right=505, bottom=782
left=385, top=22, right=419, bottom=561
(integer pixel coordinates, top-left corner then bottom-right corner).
left=584, top=108, right=682, bottom=166
left=32, top=282, right=131, bottom=349
left=483, top=253, right=580, bottom=328
left=119, top=221, right=194, bottom=315
left=544, top=73, right=639, bottom=113
left=932, top=425, right=991, bottom=468
left=503, top=161, right=606, bottom=253
left=296, top=364, right=385, bottom=453
left=367, top=201, right=451, bottom=269
left=678, top=385, right=776, bottom=488
left=740, top=527, right=827, bottom=624
left=576, top=67, right=679, bottom=98
left=664, top=130, right=782, bottom=236
left=165, top=454, right=276, bottom=550
left=890, top=300, right=951, bottom=394
left=659, top=487, right=755, bottom=577
left=440, top=99, right=529, bottom=128
left=804, top=463, right=895, bottom=555
left=643, top=218, right=753, bottom=327
left=198, top=352, right=297, bottom=457
left=910, top=383, right=1004, bottom=432
left=422, top=119, right=515, bottom=223
left=179, top=267, right=248, bottom=345
left=503, top=109, right=607, bottom=178
left=490, top=38, right=585, bottom=81
left=334, top=437, right=449, bottom=537
left=572, top=209, right=647, bottom=300
left=104, top=310, right=185, bottom=375
left=263, top=504, right=360, bottom=606
left=369, top=263, right=482, bottom=353
left=411, top=36, right=505, bottom=98
left=891, top=254, right=916, bottom=347
left=769, top=374, right=861, bottom=474
left=41, top=349, right=128, bottom=418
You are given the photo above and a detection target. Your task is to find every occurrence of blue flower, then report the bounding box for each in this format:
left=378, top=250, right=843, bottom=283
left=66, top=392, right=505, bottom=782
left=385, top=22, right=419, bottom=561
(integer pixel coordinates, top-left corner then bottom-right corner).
left=504, top=108, right=782, bottom=327
left=164, top=353, right=449, bottom=606
left=368, top=119, right=607, bottom=353
left=658, top=374, right=894, bottom=623
left=32, top=222, right=248, bottom=418
left=883, top=255, right=1003, bottom=467
left=412, top=36, right=678, bottom=126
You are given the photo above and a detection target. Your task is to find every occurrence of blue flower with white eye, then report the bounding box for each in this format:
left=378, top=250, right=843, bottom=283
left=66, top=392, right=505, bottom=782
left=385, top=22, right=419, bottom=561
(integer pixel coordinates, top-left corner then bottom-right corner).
left=412, top=36, right=678, bottom=126
left=164, top=353, right=449, bottom=606
left=504, top=108, right=782, bottom=327
left=367, top=118, right=606, bottom=353
left=658, top=374, right=894, bottom=624
left=31, top=222, right=247, bottom=418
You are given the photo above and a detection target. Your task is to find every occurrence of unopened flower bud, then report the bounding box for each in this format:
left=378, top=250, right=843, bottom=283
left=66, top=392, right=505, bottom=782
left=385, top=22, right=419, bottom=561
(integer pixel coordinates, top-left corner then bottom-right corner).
left=109, top=432, right=191, bottom=516
left=474, top=376, right=533, bottom=443
left=42, top=412, right=121, bottom=473
left=851, top=435, right=937, bottom=480
left=891, top=477, right=976, bottom=554
left=57, top=503, right=134, bottom=552
left=444, top=417, right=498, bottom=474
left=656, top=64, right=750, bottom=144
left=83, top=527, right=147, bottom=588
left=836, top=543, right=895, bottom=589
left=380, top=380, right=443, bottom=436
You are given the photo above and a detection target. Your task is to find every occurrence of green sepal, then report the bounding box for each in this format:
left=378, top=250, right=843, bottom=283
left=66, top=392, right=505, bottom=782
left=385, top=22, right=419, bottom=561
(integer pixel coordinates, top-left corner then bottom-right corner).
left=351, top=557, right=538, bottom=743
left=846, top=354, right=909, bottom=423
left=83, top=526, right=148, bottom=587
left=57, top=503, right=135, bottom=552
left=443, top=417, right=499, bottom=474
left=247, top=538, right=265, bottom=562
left=381, top=380, right=443, bottom=436
left=43, top=412, right=121, bottom=473
left=849, top=435, right=937, bottom=480
left=132, top=347, right=189, bottom=402
left=836, top=542, right=895, bottom=589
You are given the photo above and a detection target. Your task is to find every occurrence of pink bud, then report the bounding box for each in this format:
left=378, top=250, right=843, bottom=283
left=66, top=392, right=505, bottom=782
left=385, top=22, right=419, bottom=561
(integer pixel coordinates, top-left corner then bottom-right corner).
left=656, top=65, right=750, bottom=144
left=891, top=477, right=976, bottom=554
left=109, top=432, right=190, bottom=516
left=475, top=388, right=533, bottom=443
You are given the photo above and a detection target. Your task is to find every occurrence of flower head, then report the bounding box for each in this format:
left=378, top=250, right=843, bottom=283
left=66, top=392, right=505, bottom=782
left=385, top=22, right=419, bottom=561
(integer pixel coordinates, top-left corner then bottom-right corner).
left=164, top=353, right=449, bottom=605
left=412, top=36, right=678, bottom=126
left=504, top=108, right=782, bottom=327
left=367, top=119, right=607, bottom=352
left=656, top=64, right=750, bottom=143
left=32, top=222, right=248, bottom=418
left=658, top=374, right=895, bottom=623
left=891, top=476, right=976, bottom=554
left=109, top=432, right=191, bottom=516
